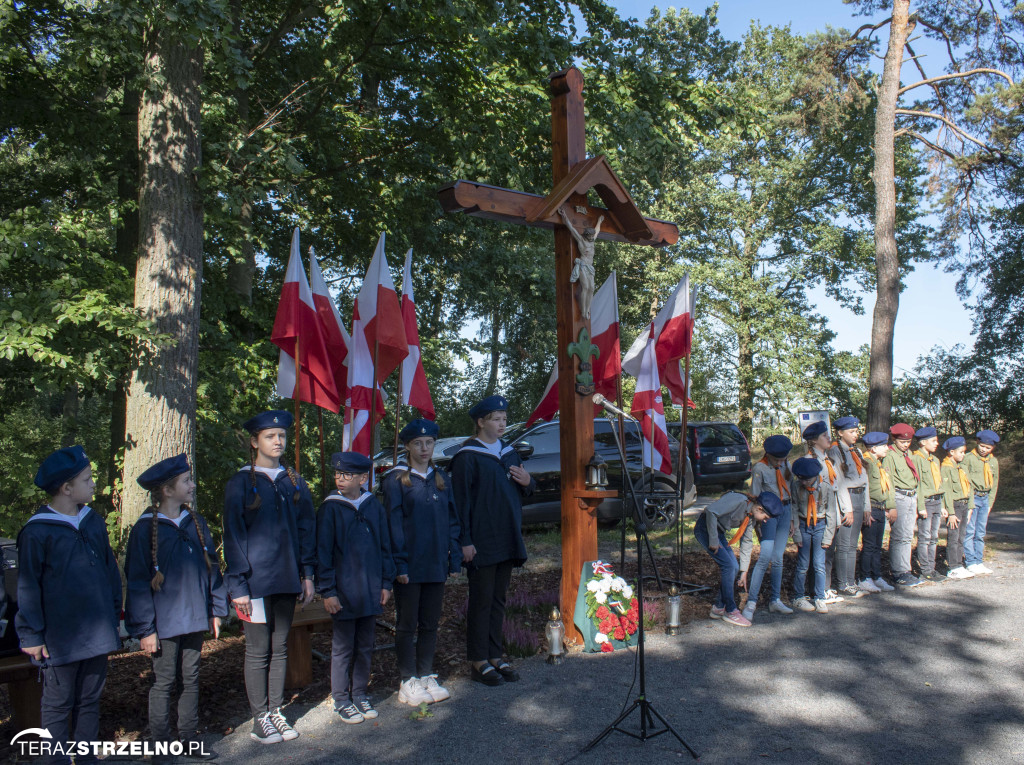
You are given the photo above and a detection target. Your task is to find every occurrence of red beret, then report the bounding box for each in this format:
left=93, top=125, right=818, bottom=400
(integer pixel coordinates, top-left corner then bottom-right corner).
left=889, top=423, right=914, bottom=439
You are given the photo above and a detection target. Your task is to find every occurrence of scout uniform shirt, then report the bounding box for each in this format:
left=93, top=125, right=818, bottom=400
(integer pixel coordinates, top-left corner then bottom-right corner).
left=940, top=458, right=975, bottom=514
left=863, top=450, right=895, bottom=510
left=789, top=476, right=839, bottom=548
left=882, top=445, right=920, bottom=495
left=962, top=449, right=999, bottom=508
left=913, top=448, right=944, bottom=514
left=810, top=445, right=851, bottom=517
left=828, top=440, right=869, bottom=516
left=738, top=458, right=792, bottom=572
left=701, top=492, right=755, bottom=544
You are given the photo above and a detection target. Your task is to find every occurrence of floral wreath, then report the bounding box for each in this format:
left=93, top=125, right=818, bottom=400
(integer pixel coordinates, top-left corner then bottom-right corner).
left=583, top=560, right=639, bottom=652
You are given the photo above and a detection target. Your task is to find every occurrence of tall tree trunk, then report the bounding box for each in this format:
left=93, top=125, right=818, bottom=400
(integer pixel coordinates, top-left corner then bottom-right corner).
left=226, top=0, right=255, bottom=305
left=485, top=309, right=500, bottom=396
left=867, top=0, right=912, bottom=433
left=736, top=317, right=754, bottom=440
left=121, top=31, right=204, bottom=529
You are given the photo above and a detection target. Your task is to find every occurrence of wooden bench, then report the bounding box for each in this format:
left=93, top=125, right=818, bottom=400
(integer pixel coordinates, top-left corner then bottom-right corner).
left=0, top=653, right=42, bottom=730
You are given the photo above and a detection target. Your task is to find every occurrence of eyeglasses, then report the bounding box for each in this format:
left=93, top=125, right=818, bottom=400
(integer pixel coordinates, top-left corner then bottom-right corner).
left=335, top=472, right=360, bottom=480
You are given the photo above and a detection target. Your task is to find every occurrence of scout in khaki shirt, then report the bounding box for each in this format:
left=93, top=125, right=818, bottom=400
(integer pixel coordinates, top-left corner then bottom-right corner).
left=881, top=424, right=923, bottom=587
left=860, top=432, right=895, bottom=592
left=940, top=436, right=975, bottom=580
left=912, top=426, right=946, bottom=581
left=961, top=429, right=1000, bottom=574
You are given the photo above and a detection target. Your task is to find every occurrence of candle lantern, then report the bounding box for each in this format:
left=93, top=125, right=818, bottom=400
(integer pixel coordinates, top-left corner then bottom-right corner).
left=666, top=585, right=682, bottom=635
left=546, top=607, right=566, bottom=664
left=585, top=453, right=609, bottom=490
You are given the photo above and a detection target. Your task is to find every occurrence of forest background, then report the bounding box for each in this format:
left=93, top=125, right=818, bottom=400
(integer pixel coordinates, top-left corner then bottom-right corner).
left=1, top=0, right=1022, bottom=541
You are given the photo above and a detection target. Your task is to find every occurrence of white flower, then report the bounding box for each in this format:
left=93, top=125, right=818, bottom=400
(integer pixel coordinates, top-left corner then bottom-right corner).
left=613, top=577, right=627, bottom=590
left=622, top=585, right=633, bottom=599
left=599, top=578, right=612, bottom=592
left=587, top=580, right=600, bottom=592
left=595, top=591, right=607, bottom=603
left=594, top=632, right=608, bottom=643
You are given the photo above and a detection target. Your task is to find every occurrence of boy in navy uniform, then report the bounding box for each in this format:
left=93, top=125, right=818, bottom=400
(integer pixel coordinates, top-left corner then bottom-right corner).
left=317, top=452, right=395, bottom=724
left=16, top=446, right=122, bottom=765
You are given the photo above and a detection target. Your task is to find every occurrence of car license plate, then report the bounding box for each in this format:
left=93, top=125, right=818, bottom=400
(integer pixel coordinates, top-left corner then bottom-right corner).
left=716, top=456, right=737, bottom=463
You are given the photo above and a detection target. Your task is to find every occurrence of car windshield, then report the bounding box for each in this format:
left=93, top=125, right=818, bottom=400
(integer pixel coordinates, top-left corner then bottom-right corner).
left=503, top=421, right=531, bottom=444
left=695, top=424, right=746, bottom=447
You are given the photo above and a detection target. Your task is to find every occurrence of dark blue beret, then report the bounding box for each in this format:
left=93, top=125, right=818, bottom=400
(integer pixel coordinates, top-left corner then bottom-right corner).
left=791, top=457, right=822, bottom=479
left=400, top=418, right=439, bottom=442
left=976, top=429, right=1000, bottom=445
left=833, top=416, right=860, bottom=431
left=763, top=435, right=793, bottom=458
left=942, top=436, right=966, bottom=451
left=757, top=491, right=784, bottom=518
left=802, top=421, right=828, bottom=441
left=469, top=395, right=508, bottom=420
left=914, top=426, right=937, bottom=439
left=862, top=431, right=889, bottom=447
left=243, top=410, right=293, bottom=434
left=34, top=445, right=90, bottom=493
left=137, top=453, right=190, bottom=491
left=331, top=451, right=372, bottom=473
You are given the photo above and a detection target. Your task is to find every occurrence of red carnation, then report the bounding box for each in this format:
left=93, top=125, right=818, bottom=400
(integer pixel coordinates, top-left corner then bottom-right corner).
left=613, top=627, right=626, bottom=641
left=599, top=618, right=615, bottom=634
left=600, top=642, right=614, bottom=653
left=596, top=606, right=611, bottom=620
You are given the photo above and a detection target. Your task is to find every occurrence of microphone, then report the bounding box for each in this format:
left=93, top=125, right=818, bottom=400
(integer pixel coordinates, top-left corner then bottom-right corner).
left=592, top=393, right=631, bottom=419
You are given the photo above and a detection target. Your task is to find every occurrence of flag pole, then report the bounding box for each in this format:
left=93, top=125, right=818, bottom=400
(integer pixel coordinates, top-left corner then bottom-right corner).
left=368, top=331, right=380, bottom=489
left=677, top=354, right=691, bottom=587
left=616, top=371, right=628, bottom=570
left=392, top=364, right=404, bottom=468
left=294, top=335, right=302, bottom=473
left=317, top=407, right=327, bottom=494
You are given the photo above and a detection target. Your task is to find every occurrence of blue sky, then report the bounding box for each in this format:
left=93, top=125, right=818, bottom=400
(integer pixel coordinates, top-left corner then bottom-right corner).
left=606, top=0, right=976, bottom=375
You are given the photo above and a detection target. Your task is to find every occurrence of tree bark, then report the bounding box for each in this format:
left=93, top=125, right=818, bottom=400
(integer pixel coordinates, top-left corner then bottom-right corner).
left=226, top=0, right=255, bottom=305
left=736, top=315, right=754, bottom=440
left=867, top=0, right=912, bottom=433
left=121, top=30, right=204, bottom=529
left=485, top=308, right=500, bottom=396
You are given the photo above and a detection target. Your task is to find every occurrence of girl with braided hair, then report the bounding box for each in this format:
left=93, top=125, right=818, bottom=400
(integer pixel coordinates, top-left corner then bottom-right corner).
left=124, top=454, right=227, bottom=763
left=222, top=410, right=316, bottom=745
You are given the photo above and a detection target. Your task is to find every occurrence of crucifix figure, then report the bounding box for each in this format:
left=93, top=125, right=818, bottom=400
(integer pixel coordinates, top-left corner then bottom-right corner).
left=559, top=207, right=603, bottom=319
left=439, top=67, right=678, bottom=640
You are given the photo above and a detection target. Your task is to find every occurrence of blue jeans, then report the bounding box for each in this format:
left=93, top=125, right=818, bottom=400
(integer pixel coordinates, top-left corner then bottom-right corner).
left=747, top=505, right=791, bottom=604
left=695, top=516, right=739, bottom=613
left=964, top=493, right=991, bottom=567
left=793, top=519, right=827, bottom=601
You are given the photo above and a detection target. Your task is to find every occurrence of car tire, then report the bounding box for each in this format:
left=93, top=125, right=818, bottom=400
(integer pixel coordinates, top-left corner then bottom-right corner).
left=639, top=480, right=681, bottom=530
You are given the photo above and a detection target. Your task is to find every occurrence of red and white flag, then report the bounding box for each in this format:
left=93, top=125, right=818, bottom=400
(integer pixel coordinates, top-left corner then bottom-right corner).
left=630, top=322, right=672, bottom=474
left=622, top=274, right=695, bottom=406
left=526, top=273, right=620, bottom=426
left=400, top=248, right=435, bottom=419
left=273, top=228, right=339, bottom=412
left=309, top=246, right=350, bottom=406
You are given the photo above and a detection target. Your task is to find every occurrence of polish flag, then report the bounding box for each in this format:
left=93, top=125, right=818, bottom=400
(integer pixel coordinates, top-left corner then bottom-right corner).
left=309, top=246, right=350, bottom=406
left=525, top=273, right=620, bottom=426
left=400, top=249, right=435, bottom=419
left=630, top=322, right=672, bottom=473
left=622, top=274, right=695, bottom=405
left=273, top=228, right=339, bottom=412
left=360, top=233, right=408, bottom=383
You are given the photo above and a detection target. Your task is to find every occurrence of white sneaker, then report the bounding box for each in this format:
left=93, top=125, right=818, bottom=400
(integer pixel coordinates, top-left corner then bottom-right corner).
left=823, top=589, right=845, bottom=604
left=420, top=674, right=450, bottom=702
left=398, top=677, right=434, bottom=707
left=977, top=563, right=994, bottom=574
left=794, top=597, right=816, bottom=612
left=873, top=577, right=896, bottom=592
left=769, top=599, right=794, bottom=615
left=858, top=578, right=882, bottom=594
left=947, top=567, right=973, bottom=580
left=741, top=603, right=756, bottom=622
left=967, top=563, right=992, bottom=575
left=814, top=599, right=829, bottom=614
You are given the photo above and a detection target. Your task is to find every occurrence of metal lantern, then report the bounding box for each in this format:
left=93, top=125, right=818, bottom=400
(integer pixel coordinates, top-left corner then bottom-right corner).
left=546, top=607, right=566, bottom=664
left=585, top=453, right=609, bottom=490
left=666, top=586, right=682, bottom=636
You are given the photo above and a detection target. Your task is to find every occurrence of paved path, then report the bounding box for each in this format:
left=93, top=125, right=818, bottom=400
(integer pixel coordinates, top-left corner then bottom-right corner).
left=208, top=514, right=1024, bottom=764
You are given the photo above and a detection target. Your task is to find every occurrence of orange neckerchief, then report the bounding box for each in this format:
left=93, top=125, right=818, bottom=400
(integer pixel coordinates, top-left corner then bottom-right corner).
left=972, top=449, right=994, bottom=489
left=759, top=456, right=790, bottom=500
left=943, top=457, right=971, bottom=496
left=865, top=452, right=892, bottom=494
left=916, top=449, right=942, bottom=489
left=832, top=440, right=864, bottom=476
left=806, top=480, right=820, bottom=525
left=728, top=507, right=753, bottom=546
left=824, top=456, right=837, bottom=485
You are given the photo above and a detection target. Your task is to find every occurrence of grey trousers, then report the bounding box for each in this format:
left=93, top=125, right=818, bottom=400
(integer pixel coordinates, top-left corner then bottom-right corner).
left=916, top=496, right=944, bottom=573
left=835, top=499, right=866, bottom=590
left=150, top=632, right=204, bottom=742
left=945, top=499, right=971, bottom=571
left=890, top=491, right=917, bottom=576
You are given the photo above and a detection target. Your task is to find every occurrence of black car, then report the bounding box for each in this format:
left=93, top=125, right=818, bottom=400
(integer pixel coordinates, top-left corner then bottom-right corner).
left=667, top=421, right=751, bottom=490
left=436, top=418, right=695, bottom=528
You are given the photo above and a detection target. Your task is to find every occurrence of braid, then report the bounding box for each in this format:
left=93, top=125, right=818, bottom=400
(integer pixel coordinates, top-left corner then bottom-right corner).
left=187, top=507, right=214, bottom=574
left=283, top=463, right=302, bottom=503
left=432, top=459, right=447, bottom=491
left=148, top=490, right=164, bottom=591
left=245, top=446, right=261, bottom=511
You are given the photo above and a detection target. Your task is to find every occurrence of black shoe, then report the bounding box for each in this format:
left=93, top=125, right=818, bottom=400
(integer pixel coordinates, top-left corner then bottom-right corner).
left=925, top=570, right=947, bottom=582
left=896, top=573, right=924, bottom=588
left=471, top=664, right=503, bottom=686
left=490, top=661, right=520, bottom=682
left=250, top=713, right=283, bottom=744
left=180, top=739, right=218, bottom=760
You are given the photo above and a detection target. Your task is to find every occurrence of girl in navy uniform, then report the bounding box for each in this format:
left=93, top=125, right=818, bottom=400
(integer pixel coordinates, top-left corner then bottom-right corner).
left=316, top=452, right=395, bottom=724
left=383, top=419, right=462, bottom=707
left=16, top=446, right=122, bottom=765
left=222, top=410, right=315, bottom=745
left=449, top=395, right=534, bottom=686
left=125, top=454, right=227, bottom=760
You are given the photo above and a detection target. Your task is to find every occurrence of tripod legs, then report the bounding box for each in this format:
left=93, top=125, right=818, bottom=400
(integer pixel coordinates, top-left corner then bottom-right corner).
left=581, top=696, right=699, bottom=759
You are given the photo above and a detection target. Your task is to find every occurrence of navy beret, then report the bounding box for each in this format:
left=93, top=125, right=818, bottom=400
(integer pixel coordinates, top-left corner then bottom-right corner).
left=34, top=445, right=90, bottom=493
left=243, top=410, right=293, bottom=433
left=915, top=426, right=937, bottom=439
left=833, top=416, right=860, bottom=431
left=862, top=431, right=889, bottom=447
left=756, top=491, right=784, bottom=518
left=331, top=451, right=372, bottom=473
left=791, top=457, right=822, bottom=479
left=942, top=436, right=966, bottom=451
left=137, top=453, right=190, bottom=491
left=469, top=395, right=508, bottom=420
left=976, top=429, right=1000, bottom=445
left=763, top=435, right=793, bottom=458
left=890, top=423, right=914, bottom=439
left=802, top=421, right=828, bottom=441
left=400, top=418, right=439, bottom=442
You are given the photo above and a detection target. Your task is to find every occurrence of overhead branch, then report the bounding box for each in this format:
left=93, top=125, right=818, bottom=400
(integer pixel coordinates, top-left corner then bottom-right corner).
left=849, top=17, right=892, bottom=41
left=910, top=15, right=961, bottom=69
left=898, top=67, right=1016, bottom=95
left=899, top=129, right=960, bottom=161
left=250, top=2, right=320, bottom=66
left=903, top=40, right=953, bottom=115
left=894, top=108, right=996, bottom=152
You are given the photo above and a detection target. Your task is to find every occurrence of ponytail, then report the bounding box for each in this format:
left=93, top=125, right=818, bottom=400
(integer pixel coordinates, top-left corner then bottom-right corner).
left=398, top=459, right=448, bottom=491
left=148, top=489, right=165, bottom=592
left=282, top=462, right=302, bottom=503
left=188, top=507, right=214, bottom=574
left=245, top=446, right=262, bottom=511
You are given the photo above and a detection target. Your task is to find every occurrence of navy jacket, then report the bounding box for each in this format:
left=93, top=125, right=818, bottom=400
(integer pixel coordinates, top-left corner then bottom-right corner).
left=383, top=468, right=462, bottom=583
left=222, top=467, right=316, bottom=600
left=124, top=511, right=229, bottom=640
left=316, top=492, right=396, bottom=620
left=449, top=440, right=534, bottom=568
left=16, top=506, right=122, bottom=666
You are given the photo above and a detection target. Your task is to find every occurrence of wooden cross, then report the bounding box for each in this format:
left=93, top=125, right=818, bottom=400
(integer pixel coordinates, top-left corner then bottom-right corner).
left=438, top=67, right=678, bottom=641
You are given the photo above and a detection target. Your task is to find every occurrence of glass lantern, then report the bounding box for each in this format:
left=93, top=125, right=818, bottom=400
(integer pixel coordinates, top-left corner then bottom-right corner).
left=546, top=607, right=566, bottom=664
left=666, top=586, right=682, bottom=635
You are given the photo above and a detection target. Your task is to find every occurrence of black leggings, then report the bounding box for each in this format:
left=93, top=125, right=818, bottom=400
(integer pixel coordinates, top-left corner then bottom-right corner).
left=243, top=593, right=295, bottom=716
left=394, top=581, right=445, bottom=679
left=466, top=561, right=513, bottom=662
